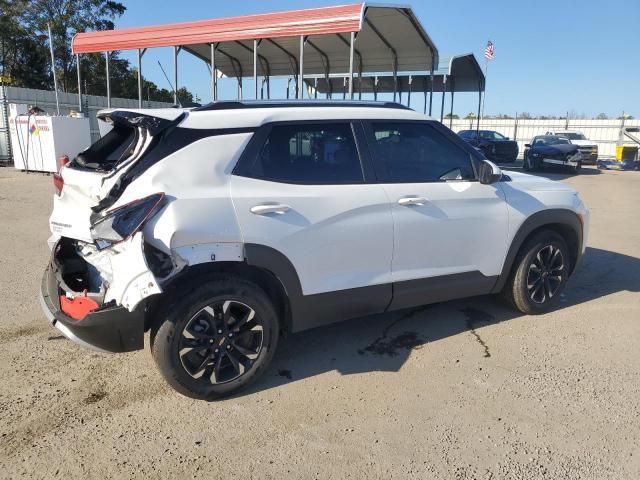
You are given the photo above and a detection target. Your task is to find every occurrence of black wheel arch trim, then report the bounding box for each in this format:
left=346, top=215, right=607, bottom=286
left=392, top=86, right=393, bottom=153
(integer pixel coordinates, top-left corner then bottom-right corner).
left=492, top=208, right=583, bottom=293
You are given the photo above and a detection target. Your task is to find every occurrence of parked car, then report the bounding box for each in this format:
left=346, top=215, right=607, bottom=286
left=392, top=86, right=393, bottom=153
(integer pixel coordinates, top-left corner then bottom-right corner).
left=40, top=101, right=589, bottom=400
left=523, top=135, right=583, bottom=173
left=458, top=129, right=519, bottom=162
left=545, top=130, right=598, bottom=164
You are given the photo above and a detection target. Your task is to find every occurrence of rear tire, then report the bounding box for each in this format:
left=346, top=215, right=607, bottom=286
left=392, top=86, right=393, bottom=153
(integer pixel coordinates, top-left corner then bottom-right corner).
left=503, top=231, right=570, bottom=315
left=151, top=274, right=279, bottom=400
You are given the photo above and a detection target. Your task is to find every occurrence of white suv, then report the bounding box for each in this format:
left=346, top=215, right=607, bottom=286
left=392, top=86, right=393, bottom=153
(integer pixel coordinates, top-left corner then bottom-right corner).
left=40, top=101, right=589, bottom=399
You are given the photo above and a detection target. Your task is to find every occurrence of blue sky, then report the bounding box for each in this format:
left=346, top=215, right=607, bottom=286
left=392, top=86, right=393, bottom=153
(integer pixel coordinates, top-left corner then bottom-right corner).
left=116, top=0, right=640, bottom=118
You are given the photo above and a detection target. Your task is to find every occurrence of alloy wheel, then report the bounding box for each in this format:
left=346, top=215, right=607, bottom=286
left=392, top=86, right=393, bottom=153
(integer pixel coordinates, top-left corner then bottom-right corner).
left=526, top=244, right=565, bottom=304
left=179, top=300, right=264, bottom=384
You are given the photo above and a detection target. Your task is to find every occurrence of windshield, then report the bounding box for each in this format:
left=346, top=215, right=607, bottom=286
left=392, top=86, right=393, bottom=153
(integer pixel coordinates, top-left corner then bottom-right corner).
left=533, top=136, right=570, bottom=146
left=559, top=133, right=586, bottom=140
left=479, top=130, right=506, bottom=140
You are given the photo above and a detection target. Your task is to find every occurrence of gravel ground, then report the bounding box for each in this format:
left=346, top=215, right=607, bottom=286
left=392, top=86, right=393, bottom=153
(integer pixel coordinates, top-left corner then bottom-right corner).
left=0, top=166, right=639, bottom=479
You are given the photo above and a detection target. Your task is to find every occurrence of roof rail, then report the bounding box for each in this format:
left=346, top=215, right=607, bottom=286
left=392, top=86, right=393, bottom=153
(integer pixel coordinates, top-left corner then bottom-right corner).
left=193, top=100, right=413, bottom=112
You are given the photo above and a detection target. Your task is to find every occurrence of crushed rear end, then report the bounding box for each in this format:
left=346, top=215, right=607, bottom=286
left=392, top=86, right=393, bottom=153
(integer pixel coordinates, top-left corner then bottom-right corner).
left=40, top=109, right=183, bottom=352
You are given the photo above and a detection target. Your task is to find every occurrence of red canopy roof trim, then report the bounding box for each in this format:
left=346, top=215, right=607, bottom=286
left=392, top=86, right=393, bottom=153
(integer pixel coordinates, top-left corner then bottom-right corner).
left=72, top=4, right=365, bottom=54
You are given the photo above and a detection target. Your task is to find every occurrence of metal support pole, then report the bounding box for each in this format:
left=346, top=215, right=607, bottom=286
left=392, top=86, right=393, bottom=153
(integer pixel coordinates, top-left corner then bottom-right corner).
left=429, top=58, right=435, bottom=116
left=407, top=75, right=413, bottom=107
left=423, top=79, right=428, bottom=114
left=105, top=51, right=111, bottom=108
left=211, top=43, right=217, bottom=101
left=477, top=89, right=482, bottom=135
left=440, top=76, right=447, bottom=122
left=137, top=48, right=145, bottom=108
left=253, top=39, right=258, bottom=99
left=449, top=85, right=455, bottom=128
left=47, top=23, right=60, bottom=115
left=173, top=46, right=179, bottom=104
left=298, top=36, right=305, bottom=100
left=348, top=31, right=355, bottom=99
left=373, top=76, right=379, bottom=101
left=314, top=78, right=318, bottom=99
left=392, top=62, right=398, bottom=102
left=76, top=54, right=82, bottom=112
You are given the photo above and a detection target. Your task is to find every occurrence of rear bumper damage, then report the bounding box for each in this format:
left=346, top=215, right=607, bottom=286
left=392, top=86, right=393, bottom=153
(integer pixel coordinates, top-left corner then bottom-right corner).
left=39, top=235, right=161, bottom=353
left=40, top=261, right=146, bottom=352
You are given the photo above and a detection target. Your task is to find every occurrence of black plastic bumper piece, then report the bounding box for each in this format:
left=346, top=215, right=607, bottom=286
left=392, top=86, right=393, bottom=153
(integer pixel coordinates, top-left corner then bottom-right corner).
left=41, top=262, right=145, bottom=353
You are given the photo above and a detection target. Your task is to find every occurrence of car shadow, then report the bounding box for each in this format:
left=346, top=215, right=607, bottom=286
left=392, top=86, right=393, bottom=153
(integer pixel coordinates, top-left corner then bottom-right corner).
left=240, top=246, right=640, bottom=397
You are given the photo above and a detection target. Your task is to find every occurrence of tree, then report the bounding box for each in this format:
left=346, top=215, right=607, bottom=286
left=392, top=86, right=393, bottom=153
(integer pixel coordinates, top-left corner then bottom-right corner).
left=464, top=112, right=477, bottom=120
left=519, top=112, right=532, bottom=119
left=596, top=113, right=608, bottom=120
left=0, top=0, right=194, bottom=102
left=444, top=113, right=459, bottom=120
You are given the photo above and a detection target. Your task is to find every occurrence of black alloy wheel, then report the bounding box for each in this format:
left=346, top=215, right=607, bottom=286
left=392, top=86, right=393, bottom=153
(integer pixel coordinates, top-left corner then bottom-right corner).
left=526, top=244, right=565, bottom=304
left=179, top=300, right=263, bottom=384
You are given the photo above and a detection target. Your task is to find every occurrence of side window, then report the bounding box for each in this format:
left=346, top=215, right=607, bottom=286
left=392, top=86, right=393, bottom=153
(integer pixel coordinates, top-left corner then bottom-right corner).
left=368, top=122, right=476, bottom=183
left=243, top=123, right=363, bottom=184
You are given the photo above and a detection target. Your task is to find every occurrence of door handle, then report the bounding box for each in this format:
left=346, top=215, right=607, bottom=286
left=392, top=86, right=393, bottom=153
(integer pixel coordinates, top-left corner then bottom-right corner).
left=397, top=196, right=428, bottom=206
left=250, top=203, right=291, bottom=215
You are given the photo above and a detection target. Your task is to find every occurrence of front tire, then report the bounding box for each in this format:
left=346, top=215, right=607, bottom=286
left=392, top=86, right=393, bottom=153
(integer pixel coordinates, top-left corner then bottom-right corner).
left=151, top=275, right=279, bottom=400
left=503, top=231, right=570, bottom=315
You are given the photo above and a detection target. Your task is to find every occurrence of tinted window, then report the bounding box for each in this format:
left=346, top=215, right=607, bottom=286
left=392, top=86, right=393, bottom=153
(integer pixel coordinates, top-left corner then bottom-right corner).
left=369, top=122, right=475, bottom=182
left=533, top=136, right=569, bottom=147
left=245, top=123, right=363, bottom=184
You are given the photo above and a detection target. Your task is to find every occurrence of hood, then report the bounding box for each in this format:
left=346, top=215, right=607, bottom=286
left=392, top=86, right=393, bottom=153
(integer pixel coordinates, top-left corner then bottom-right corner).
left=568, top=139, right=596, bottom=147
left=533, top=143, right=578, bottom=155
left=504, top=171, right=577, bottom=193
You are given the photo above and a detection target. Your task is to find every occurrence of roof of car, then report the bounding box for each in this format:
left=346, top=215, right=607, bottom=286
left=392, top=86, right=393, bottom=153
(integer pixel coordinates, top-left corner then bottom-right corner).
left=193, top=100, right=412, bottom=111
left=99, top=100, right=430, bottom=130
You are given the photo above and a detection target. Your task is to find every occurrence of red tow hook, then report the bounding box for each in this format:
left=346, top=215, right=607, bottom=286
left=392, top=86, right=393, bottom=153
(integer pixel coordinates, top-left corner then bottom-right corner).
left=59, top=290, right=99, bottom=321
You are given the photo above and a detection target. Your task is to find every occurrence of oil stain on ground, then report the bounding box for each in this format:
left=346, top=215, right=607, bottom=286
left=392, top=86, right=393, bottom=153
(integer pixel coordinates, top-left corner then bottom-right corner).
left=83, top=391, right=108, bottom=405
left=277, top=369, right=293, bottom=380
left=359, top=307, right=426, bottom=357
left=461, top=307, right=494, bottom=358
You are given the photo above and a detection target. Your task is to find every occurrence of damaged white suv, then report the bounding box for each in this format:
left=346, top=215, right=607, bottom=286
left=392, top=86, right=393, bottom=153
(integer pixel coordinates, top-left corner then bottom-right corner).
left=40, top=101, right=589, bottom=399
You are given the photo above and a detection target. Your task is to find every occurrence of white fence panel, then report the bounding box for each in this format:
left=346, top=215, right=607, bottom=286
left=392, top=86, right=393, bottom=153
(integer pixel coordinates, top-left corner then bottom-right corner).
left=446, top=118, right=640, bottom=159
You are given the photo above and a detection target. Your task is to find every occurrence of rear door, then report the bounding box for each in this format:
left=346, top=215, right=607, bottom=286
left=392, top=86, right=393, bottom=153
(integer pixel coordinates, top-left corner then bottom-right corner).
left=363, top=120, right=509, bottom=309
left=230, top=121, right=393, bottom=302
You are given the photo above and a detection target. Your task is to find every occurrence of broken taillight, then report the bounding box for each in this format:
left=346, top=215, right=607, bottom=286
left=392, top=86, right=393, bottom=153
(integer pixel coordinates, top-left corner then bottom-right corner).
left=90, top=193, right=165, bottom=249
left=53, top=155, right=69, bottom=196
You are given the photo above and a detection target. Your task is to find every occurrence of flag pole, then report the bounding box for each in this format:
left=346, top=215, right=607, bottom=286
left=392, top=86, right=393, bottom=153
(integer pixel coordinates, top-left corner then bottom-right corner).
left=481, top=57, right=488, bottom=120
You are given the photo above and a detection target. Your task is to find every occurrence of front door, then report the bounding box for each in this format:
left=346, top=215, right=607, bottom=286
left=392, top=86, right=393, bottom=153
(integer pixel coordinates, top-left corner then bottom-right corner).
left=364, top=121, right=509, bottom=309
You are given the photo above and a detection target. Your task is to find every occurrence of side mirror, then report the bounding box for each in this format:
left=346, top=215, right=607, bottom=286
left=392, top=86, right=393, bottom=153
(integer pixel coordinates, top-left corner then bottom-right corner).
left=478, top=160, right=503, bottom=185
left=524, top=143, right=531, bottom=148
left=505, top=136, right=510, bottom=140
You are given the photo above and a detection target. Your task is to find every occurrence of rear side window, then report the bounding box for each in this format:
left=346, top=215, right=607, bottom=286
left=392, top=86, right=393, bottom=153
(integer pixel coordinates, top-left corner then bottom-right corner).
left=367, top=122, right=475, bottom=182
left=242, top=123, right=364, bottom=184
left=75, top=125, right=137, bottom=170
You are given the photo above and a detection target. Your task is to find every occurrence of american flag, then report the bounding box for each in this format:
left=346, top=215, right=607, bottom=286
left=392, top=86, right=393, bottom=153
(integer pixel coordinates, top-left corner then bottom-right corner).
left=484, top=41, right=495, bottom=60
